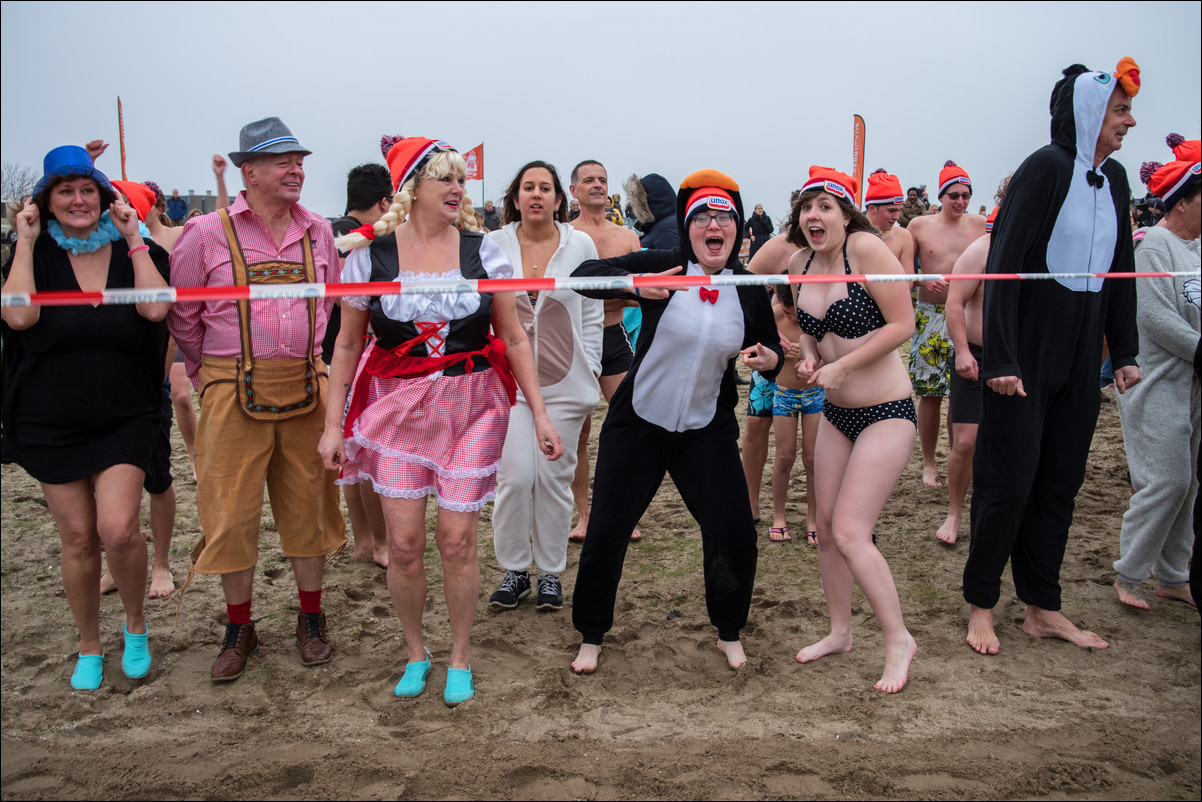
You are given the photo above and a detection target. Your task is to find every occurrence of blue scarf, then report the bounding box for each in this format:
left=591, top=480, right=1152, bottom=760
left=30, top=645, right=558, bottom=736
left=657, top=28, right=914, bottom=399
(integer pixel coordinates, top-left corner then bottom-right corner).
left=47, top=212, right=123, bottom=255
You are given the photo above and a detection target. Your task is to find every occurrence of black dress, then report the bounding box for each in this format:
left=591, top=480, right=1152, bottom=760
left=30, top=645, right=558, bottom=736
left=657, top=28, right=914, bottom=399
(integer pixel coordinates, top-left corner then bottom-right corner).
left=1, top=232, right=170, bottom=484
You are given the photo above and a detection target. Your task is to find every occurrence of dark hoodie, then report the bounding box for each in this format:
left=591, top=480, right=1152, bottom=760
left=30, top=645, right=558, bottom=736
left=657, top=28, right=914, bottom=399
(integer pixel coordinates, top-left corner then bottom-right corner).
left=624, top=173, right=680, bottom=250
left=980, top=63, right=1138, bottom=383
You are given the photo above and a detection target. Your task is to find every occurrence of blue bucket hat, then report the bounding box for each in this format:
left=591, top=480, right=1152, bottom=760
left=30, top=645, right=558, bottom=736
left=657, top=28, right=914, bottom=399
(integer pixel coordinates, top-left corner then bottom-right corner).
left=33, top=145, right=114, bottom=199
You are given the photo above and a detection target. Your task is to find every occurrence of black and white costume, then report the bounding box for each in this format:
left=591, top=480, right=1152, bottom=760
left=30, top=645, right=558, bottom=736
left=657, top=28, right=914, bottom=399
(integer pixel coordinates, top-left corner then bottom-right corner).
left=570, top=181, right=782, bottom=645
left=963, top=65, right=1139, bottom=611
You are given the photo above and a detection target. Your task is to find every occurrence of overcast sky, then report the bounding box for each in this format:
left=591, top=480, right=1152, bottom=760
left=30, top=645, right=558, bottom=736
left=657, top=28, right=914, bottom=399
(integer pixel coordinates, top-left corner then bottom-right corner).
left=3, top=1, right=1199, bottom=225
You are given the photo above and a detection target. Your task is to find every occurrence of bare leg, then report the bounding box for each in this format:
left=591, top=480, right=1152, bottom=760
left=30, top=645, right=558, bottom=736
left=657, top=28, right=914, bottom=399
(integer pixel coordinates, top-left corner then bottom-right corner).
left=147, top=486, right=176, bottom=598
left=1155, top=584, right=1196, bottom=607
left=966, top=604, right=1000, bottom=654
left=771, top=415, right=798, bottom=530
left=572, top=643, right=602, bottom=673
left=43, top=479, right=105, bottom=655
left=717, top=639, right=747, bottom=670
left=221, top=568, right=254, bottom=607
left=917, top=395, right=944, bottom=487
left=800, top=412, right=820, bottom=539
left=434, top=509, right=482, bottom=671
left=741, top=415, right=773, bottom=521
left=1022, top=605, right=1108, bottom=649
left=169, top=362, right=198, bottom=481
left=381, top=496, right=432, bottom=664
left=345, top=482, right=388, bottom=567
left=569, top=416, right=591, bottom=542
left=937, top=422, right=977, bottom=544
left=800, top=419, right=917, bottom=692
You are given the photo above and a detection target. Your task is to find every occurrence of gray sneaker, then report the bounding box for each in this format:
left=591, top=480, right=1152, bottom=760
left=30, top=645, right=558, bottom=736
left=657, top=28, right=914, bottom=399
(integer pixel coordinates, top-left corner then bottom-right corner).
left=489, top=571, right=531, bottom=610
left=536, top=573, right=563, bottom=611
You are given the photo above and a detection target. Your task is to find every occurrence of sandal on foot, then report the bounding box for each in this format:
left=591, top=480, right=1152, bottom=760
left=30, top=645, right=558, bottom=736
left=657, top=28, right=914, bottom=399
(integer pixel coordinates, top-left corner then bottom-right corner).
left=806, top=531, right=819, bottom=546
left=769, top=526, right=791, bottom=543
left=71, top=653, right=104, bottom=690
left=444, top=666, right=475, bottom=706
left=122, top=622, right=151, bottom=679
left=394, top=648, right=432, bottom=697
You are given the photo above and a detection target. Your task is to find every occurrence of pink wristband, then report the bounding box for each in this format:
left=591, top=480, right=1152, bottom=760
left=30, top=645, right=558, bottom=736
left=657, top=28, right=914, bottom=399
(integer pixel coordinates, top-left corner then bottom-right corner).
left=128, top=244, right=150, bottom=256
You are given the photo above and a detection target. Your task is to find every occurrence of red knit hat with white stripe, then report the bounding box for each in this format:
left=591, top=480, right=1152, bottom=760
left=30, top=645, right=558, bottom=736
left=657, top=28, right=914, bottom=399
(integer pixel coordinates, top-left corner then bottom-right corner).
left=985, top=206, right=999, bottom=233
left=801, top=166, right=858, bottom=204
left=864, top=169, right=904, bottom=206
left=1140, top=133, right=1201, bottom=209
left=684, top=187, right=736, bottom=221
left=937, top=161, right=972, bottom=198
left=381, top=136, right=455, bottom=192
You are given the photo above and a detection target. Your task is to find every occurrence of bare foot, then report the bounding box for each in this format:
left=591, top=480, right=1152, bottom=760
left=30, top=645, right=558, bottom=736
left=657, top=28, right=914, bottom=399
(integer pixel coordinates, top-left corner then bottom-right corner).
left=966, top=605, right=1000, bottom=654
left=373, top=545, right=389, bottom=569
left=1156, top=584, right=1196, bottom=608
left=796, top=632, right=853, bottom=663
left=922, top=463, right=943, bottom=487
left=1114, top=579, right=1150, bottom=610
left=571, top=643, right=601, bottom=673
left=569, top=516, right=588, bottom=543
left=100, top=570, right=117, bottom=595
left=935, top=514, right=960, bottom=545
left=148, top=565, right=175, bottom=599
left=874, top=631, right=917, bottom=693
left=1022, top=606, right=1108, bottom=649
left=716, top=639, right=746, bottom=670
left=629, top=528, right=642, bottom=542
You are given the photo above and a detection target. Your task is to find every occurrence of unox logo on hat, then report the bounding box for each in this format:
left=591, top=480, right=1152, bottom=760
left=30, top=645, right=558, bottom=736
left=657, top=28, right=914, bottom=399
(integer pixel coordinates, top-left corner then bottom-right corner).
left=706, top=196, right=733, bottom=211
left=823, top=180, right=849, bottom=199
left=1191, top=163, right=1201, bottom=175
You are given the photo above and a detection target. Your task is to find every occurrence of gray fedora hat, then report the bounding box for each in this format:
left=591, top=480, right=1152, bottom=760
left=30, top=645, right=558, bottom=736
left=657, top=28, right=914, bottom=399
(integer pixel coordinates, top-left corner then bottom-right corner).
left=228, top=116, right=312, bottom=167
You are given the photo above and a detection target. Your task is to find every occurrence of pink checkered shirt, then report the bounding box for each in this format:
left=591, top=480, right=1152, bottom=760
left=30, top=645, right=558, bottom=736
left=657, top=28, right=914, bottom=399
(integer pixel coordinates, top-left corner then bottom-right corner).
left=168, top=192, right=339, bottom=388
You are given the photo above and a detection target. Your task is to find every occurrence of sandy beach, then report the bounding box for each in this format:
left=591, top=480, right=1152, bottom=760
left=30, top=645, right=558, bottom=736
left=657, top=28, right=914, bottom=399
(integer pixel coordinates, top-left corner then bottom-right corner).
left=2, top=376, right=1199, bottom=801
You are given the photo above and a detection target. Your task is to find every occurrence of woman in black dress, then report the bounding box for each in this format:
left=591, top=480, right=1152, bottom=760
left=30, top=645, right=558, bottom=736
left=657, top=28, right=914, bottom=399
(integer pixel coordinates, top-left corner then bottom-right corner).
left=1, top=145, right=171, bottom=690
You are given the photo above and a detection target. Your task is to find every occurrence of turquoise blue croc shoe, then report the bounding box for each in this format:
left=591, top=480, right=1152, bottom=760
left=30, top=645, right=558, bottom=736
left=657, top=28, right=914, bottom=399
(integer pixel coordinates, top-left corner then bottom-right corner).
left=71, top=653, right=104, bottom=690
left=394, top=648, right=432, bottom=697
left=122, top=622, right=151, bottom=679
left=444, top=666, right=474, bottom=706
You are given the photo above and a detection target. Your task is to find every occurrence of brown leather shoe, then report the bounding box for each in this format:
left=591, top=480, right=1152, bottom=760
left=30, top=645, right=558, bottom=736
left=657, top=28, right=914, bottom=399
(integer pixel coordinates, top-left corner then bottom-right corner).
left=296, top=611, right=333, bottom=666
left=211, top=622, right=258, bottom=682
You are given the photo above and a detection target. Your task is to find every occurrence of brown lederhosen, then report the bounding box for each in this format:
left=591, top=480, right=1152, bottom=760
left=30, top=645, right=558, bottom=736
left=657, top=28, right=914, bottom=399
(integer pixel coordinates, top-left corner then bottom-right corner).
left=187, top=211, right=345, bottom=576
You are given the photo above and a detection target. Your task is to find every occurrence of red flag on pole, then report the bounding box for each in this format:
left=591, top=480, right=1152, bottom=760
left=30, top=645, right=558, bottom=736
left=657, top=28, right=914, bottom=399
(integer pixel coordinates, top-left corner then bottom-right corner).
left=851, top=115, right=865, bottom=207
left=464, top=143, right=484, bottom=181
left=118, top=97, right=128, bottom=180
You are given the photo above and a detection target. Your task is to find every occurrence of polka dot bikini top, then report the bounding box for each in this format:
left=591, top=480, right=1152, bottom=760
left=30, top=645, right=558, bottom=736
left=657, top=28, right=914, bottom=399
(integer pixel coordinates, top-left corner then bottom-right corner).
left=795, top=241, right=887, bottom=342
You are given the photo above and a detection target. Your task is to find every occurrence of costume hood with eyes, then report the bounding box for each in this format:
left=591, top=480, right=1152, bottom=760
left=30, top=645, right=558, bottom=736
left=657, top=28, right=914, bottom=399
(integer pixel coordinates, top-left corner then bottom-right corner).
left=981, top=60, right=1140, bottom=383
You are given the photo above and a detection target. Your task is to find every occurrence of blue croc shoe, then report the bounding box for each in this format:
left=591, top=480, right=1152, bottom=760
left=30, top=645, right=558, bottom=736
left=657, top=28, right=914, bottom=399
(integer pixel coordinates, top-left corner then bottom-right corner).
left=71, top=653, right=104, bottom=690
left=444, top=666, right=475, bottom=706
left=122, top=623, right=151, bottom=679
left=394, top=648, right=432, bottom=698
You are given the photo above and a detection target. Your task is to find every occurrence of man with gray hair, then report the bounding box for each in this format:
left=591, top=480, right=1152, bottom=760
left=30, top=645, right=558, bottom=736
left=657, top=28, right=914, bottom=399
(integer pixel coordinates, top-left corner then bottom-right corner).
left=169, top=116, right=346, bottom=683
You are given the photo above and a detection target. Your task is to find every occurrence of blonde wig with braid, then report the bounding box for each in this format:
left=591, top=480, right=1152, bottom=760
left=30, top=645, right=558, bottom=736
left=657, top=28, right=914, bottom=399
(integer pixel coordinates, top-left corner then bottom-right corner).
left=336, top=150, right=478, bottom=252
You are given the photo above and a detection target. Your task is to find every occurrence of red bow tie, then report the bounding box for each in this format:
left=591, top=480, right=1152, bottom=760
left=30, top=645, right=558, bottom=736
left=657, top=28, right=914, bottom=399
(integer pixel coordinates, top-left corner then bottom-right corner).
left=699, top=287, right=719, bottom=304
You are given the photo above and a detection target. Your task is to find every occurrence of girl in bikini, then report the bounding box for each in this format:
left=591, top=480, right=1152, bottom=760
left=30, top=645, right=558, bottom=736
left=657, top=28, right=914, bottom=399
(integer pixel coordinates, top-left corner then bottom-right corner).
left=787, top=166, right=918, bottom=693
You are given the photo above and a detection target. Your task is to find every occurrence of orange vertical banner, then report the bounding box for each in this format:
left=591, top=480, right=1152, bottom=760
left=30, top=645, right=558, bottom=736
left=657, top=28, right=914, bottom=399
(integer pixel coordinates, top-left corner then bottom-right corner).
left=117, top=97, right=128, bottom=180
left=851, top=115, right=865, bottom=207
left=464, top=143, right=483, bottom=181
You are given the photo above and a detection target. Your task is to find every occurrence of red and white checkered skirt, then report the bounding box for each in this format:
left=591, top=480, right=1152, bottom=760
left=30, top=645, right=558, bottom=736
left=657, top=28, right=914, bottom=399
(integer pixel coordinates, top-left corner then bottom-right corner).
left=337, top=344, right=511, bottom=511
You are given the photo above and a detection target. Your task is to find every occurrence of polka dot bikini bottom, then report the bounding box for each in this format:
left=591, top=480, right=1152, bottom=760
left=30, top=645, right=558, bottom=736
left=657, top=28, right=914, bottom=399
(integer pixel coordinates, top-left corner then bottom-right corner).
left=822, top=398, right=917, bottom=443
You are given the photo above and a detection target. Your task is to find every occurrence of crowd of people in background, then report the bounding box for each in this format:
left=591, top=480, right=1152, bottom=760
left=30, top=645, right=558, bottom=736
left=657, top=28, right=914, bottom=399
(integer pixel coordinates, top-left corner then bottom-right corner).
left=1, top=55, right=1198, bottom=704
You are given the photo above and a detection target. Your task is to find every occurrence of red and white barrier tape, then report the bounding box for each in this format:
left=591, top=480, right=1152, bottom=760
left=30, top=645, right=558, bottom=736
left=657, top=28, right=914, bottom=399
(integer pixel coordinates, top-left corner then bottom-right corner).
left=2, top=270, right=1197, bottom=308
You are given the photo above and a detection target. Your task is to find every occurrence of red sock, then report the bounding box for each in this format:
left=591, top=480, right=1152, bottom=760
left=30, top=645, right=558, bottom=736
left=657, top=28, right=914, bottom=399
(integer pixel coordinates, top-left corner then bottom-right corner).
left=298, top=589, right=322, bottom=615
left=227, top=600, right=252, bottom=626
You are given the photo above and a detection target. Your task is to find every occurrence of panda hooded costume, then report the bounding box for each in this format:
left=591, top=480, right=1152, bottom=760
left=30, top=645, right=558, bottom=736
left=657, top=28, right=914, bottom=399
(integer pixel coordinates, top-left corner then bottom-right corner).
left=963, top=60, right=1140, bottom=612
left=569, top=169, right=782, bottom=647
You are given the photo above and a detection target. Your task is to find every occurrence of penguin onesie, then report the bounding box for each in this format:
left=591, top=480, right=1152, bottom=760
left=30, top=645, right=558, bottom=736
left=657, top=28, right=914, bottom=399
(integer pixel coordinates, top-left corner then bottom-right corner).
left=569, top=169, right=783, bottom=647
left=963, top=61, right=1140, bottom=612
